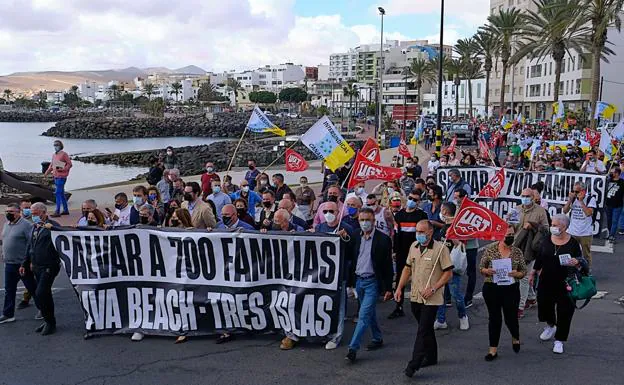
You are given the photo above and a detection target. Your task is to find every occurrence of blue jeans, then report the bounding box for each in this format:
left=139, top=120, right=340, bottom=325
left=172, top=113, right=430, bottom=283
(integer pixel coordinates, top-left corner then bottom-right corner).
left=348, top=277, right=382, bottom=351
left=3, top=263, right=38, bottom=318
left=54, top=177, right=69, bottom=214
left=436, top=274, right=466, bottom=323
left=607, top=206, right=623, bottom=235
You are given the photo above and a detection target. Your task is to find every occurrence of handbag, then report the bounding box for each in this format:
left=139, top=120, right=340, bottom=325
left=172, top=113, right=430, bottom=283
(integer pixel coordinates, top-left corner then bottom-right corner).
left=450, top=243, right=467, bottom=275
left=566, top=274, right=597, bottom=309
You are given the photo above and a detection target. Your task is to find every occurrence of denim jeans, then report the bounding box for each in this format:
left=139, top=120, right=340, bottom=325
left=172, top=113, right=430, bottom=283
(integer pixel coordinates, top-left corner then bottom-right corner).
left=348, top=277, right=382, bottom=351
left=54, top=177, right=69, bottom=214
left=436, top=274, right=466, bottom=323
left=519, top=260, right=536, bottom=310
left=3, top=263, right=38, bottom=318
left=606, top=206, right=623, bottom=236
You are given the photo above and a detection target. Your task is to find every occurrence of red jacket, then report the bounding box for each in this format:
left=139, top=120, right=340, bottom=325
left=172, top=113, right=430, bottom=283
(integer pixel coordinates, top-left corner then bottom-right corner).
left=201, top=172, right=219, bottom=196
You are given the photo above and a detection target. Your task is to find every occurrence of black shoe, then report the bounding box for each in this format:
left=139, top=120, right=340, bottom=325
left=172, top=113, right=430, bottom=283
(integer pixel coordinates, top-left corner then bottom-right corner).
left=35, top=323, right=46, bottom=333
left=484, top=353, right=498, bottom=362
left=16, top=301, right=30, bottom=310
left=513, top=342, right=521, bottom=353
left=366, top=340, right=384, bottom=351
left=41, top=323, right=56, bottom=336
left=404, top=365, right=416, bottom=378
left=387, top=308, right=405, bottom=319
left=421, top=358, right=438, bottom=368
left=345, top=349, right=357, bottom=362
left=216, top=334, right=234, bottom=344
left=61, top=212, right=70, bottom=216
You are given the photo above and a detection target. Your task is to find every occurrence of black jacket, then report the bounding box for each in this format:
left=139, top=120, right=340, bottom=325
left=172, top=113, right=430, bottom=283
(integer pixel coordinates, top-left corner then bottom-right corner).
left=24, top=219, right=61, bottom=268
left=351, top=230, right=393, bottom=293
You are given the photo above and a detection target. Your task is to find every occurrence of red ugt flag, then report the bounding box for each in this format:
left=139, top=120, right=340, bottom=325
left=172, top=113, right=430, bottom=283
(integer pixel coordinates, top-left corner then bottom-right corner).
left=285, top=149, right=309, bottom=172
left=360, top=137, right=381, bottom=163
left=478, top=137, right=490, bottom=159
left=398, top=138, right=412, bottom=158
left=478, top=168, right=506, bottom=199
left=444, top=136, right=457, bottom=154
left=348, top=152, right=403, bottom=189
left=446, top=199, right=508, bottom=241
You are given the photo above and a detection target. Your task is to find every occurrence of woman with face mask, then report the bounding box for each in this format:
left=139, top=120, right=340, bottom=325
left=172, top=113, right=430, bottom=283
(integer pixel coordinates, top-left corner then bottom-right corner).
left=479, top=227, right=526, bottom=361
left=529, top=214, right=588, bottom=355
left=86, top=210, right=106, bottom=228
left=43, top=140, right=72, bottom=217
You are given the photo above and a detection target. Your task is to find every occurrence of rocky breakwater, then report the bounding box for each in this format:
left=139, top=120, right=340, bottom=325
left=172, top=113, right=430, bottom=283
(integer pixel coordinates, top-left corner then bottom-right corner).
left=72, top=140, right=320, bottom=178
left=42, top=113, right=315, bottom=139
left=0, top=110, right=110, bottom=122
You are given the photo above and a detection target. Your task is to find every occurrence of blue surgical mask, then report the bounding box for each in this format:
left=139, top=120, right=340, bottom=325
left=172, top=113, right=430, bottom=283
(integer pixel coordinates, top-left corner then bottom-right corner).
left=406, top=199, right=417, bottom=209
left=359, top=220, right=373, bottom=232
left=22, top=208, right=31, bottom=217
left=356, top=187, right=365, bottom=195
left=32, top=215, right=41, bottom=224
left=521, top=197, right=533, bottom=206
left=213, top=186, right=221, bottom=194
left=133, top=196, right=144, bottom=206
left=347, top=206, right=358, bottom=216
left=416, top=233, right=428, bottom=244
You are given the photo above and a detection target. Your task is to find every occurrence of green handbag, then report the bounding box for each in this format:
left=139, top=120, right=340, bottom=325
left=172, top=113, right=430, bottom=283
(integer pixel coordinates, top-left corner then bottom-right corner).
left=566, top=274, right=597, bottom=309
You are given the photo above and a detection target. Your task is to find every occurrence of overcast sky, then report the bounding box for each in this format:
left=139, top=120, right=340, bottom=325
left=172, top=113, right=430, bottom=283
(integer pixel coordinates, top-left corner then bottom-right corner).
left=0, top=0, right=490, bottom=75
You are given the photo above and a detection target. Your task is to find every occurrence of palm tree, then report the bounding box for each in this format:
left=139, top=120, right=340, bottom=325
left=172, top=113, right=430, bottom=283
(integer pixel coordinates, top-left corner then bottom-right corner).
left=446, top=58, right=464, bottom=118
left=583, top=0, right=624, bottom=128
left=107, top=84, right=120, bottom=100
left=409, top=57, right=434, bottom=114
left=69, top=85, right=79, bottom=96
left=343, top=81, right=358, bottom=118
left=455, top=38, right=480, bottom=118
left=144, top=83, right=155, bottom=100
left=3, top=89, right=12, bottom=104
left=513, top=0, right=587, bottom=107
left=37, top=91, right=47, bottom=109
left=226, top=78, right=243, bottom=110
left=484, top=8, right=525, bottom=117
left=474, top=30, right=498, bottom=117
left=170, top=81, right=183, bottom=102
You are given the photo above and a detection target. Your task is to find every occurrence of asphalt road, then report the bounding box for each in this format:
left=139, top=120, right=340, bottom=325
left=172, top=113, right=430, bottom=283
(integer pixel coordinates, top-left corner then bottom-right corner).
left=1, top=239, right=623, bottom=385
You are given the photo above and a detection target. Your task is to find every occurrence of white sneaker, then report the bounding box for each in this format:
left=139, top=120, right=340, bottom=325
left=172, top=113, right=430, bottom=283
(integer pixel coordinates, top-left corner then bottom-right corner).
left=539, top=325, right=557, bottom=341
left=433, top=320, right=448, bottom=330
left=459, top=316, right=470, bottom=330
left=325, top=341, right=338, bottom=350
left=553, top=340, right=564, bottom=354
left=0, top=315, right=15, bottom=324
left=131, top=332, right=144, bottom=341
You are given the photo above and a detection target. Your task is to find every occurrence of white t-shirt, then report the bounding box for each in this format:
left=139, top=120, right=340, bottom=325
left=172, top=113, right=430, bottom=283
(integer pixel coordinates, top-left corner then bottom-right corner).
left=112, top=205, right=131, bottom=227
left=582, top=160, right=605, bottom=174
left=427, top=160, right=440, bottom=175
left=567, top=196, right=597, bottom=237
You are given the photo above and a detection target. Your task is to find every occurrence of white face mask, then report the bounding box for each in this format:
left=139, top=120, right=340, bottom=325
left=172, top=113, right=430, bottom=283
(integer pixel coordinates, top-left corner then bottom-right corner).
left=323, top=212, right=336, bottom=223
left=242, top=186, right=249, bottom=193
left=550, top=226, right=562, bottom=236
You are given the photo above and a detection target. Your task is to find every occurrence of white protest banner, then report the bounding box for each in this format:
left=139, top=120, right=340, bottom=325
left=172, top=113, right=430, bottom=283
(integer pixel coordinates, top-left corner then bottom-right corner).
left=52, top=227, right=343, bottom=338
left=436, top=166, right=607, bottom=235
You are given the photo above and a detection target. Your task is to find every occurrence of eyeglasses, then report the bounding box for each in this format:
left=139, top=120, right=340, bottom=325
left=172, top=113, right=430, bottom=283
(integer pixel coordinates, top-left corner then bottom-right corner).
left=408, top=197, right=420, bottom=201
left=520, top=195, right=532, bottom=198
left=322, top=210, right=335, bottom=214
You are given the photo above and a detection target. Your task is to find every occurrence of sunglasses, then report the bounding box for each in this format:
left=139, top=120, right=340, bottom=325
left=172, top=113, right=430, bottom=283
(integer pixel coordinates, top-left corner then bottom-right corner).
left=408, top=197, right=420, bottom=201
left=322, top=210, right=335, bottom=214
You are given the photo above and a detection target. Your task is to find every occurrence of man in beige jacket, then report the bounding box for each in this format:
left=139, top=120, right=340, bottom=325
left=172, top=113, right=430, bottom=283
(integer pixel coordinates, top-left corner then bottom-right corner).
left=181, top=181, right=216, bottom=229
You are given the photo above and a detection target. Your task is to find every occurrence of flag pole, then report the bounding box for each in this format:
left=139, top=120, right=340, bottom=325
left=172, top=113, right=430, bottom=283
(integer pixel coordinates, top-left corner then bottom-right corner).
left=605, top=136, right=624, bottom=176
left=260, top=139, right=300, bottom=175
left=225, top=127, right=248, bottom=176
left=333, top=163, right=356, bottom=234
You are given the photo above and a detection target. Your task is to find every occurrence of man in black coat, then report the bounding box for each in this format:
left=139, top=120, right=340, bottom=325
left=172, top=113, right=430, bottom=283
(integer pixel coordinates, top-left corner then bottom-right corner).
left=345, top=208, right=393, bottom=362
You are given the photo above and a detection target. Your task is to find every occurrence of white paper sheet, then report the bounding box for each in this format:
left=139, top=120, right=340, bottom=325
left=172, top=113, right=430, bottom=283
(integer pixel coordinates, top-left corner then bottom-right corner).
left=492, top=258, right=513, bottom=286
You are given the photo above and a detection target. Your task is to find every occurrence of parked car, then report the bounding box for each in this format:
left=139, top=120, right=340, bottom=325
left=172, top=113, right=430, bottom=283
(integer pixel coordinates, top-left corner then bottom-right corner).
left=449, top=123, right=473, bottom=145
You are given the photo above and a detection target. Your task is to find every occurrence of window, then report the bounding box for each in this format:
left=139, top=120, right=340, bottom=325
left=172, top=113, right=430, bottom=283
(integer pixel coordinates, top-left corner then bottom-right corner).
left=505, top=85, right=510, bottom=93
left=559, top=82, right=564, bottom=94
left=529, top=84, right=541, bottom=97
left=565, top=80, right=569, bottom=95
left=567, top=58, right=571, bottom=72
left=460, top=84, right=465, bottom=98
left=477, top=83, right=482, bottom=98
left=571, top=57, right=576, bottom=71
left=576, top=79, right=581, bottom=94
left=520, top=66, right=524, bottom=75
left=543, top=84, right=546, bottom=96
left=495, top=88, right=500, bottom=96
left=548, top=83, right=551, bottom=96
left=526, top=85, right=529, bottom=97
left=496, top=71, right=501, bottom=79
left=549, top=62, right=552, bottom=75
left=526, top=67, right=530, bottom=78
left=444, top=84, right=448, bottom=96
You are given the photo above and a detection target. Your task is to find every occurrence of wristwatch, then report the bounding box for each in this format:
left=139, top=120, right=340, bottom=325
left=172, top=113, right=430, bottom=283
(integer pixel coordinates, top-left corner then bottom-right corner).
left=430, top=287, right=436, bottom=294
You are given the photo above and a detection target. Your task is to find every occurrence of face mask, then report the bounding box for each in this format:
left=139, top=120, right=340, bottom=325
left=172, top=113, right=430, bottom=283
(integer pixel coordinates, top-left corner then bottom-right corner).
left=440, top=161, right=448, bottom=166
left=359, top=220, right=373, bottom=232
left=327, top=195, right=338, bottom=203
left=222, top=216, right=233, bottom=226
left=32, top=215, right=41, bottom=224
left=248, top=165, right=255, bottom=170
left=133, top=196, right=144, bottom=206
left=356, top=187, right=365, bottom=195
left=415, top=233, right=428, bottom=244
left=114, top=203, right=125, bottom=210
left=213, top=186, right=221, bottom=194
left=550, top=226, right=561, bottom=236
left=54, top=145, right=61, bottom=152
left=521, top=197, right=533, bottom=206
left=82, top=210, right=89, bottom=218
left=504, top=235, right=514, bottom=246
left=140, top=216, right=150, bottom=225
left=206, top=167, right=214, bottom=173
left=262, top=201, right=273, bottom=208
left=5, top=213, right=16, bottom=222
left=148, top=194, right=157, bottom=202
left=272, top=223, right=282, bottom=231
left=271, top=182, right=277, bottom=188
left=406, top=163, right=413, bottom=168
left=387, top=187, right=395, bottom=195
left=242, top=186, right=249, bottom=193
left=236, top=208, right=247, bottom=217
left=171, top=219, right=180, bottom=227
left=406, top=199, right=417, bottom=209
left=167, top=151, right=173, bottom=156
left=87, top=220, right=97, bottom=226
left=22, top=209, right=31, bottom=217
left=347, top=206, right=358, bottom=216
left=431, top=157, right=436, bottom=162
left=300, top=182, right=308, bottom=187
left=439, top=213, right=447, bottom=222
left=324, top=212, right=336, bottom=223
left=260, top=179, right=268, bottom=186
left=184, top=193, right=194, bottom=202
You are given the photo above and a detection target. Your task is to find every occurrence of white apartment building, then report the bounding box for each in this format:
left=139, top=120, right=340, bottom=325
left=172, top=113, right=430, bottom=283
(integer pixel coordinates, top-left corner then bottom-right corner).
left=181, top=78, right=194, bottom=101
left=255, top=63, right=305, bottom=91
left=77, top=81, right=97, bottom=102
left=230, top=70, right=260, bottom=89
left=382, top=74, right=419, bottom=109
left=441, top=78, right=487, bottom=117
left=317, top=64, right=329, bottom=81
left=329, top=50, right=358, bottom=81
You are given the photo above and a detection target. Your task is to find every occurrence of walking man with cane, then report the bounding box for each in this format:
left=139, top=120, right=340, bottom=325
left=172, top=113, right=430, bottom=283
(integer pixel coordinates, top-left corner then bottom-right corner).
left=395, top=220, right=453, bottom=378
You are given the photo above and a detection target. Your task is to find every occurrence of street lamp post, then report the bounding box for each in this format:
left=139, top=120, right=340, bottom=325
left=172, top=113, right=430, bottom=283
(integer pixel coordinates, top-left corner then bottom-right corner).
left=435, top=0, right=444, bottom=156
left=378, top=6, right=385, bottom=148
